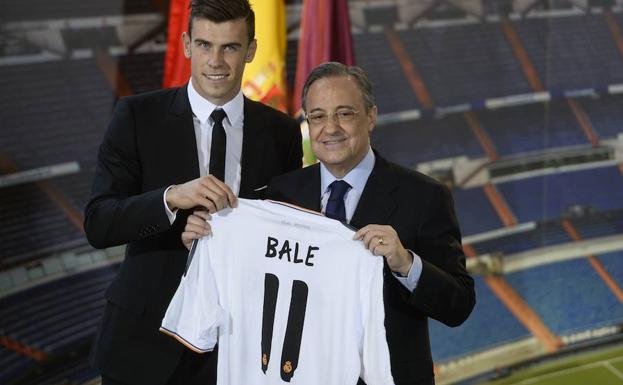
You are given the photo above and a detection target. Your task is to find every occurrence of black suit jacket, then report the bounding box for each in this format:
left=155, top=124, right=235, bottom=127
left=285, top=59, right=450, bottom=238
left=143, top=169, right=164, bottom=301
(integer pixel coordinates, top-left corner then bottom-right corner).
left=265, top=154, right=475, bottom=385
left=84, top=85, right=302, bottom=384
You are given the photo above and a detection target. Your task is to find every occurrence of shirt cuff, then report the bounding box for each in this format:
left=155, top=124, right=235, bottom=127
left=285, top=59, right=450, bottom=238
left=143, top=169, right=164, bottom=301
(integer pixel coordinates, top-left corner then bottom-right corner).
left=393, top=250, right=422, bottom=292
left=164, top=185, right=178, bottom=224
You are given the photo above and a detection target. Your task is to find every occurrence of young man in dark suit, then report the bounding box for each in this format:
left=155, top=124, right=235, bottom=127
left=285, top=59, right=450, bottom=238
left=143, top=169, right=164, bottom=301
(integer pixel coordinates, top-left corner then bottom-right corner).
left=84, top=0, right=302, bottom=384
left=185, top=62, right=475, bottom=384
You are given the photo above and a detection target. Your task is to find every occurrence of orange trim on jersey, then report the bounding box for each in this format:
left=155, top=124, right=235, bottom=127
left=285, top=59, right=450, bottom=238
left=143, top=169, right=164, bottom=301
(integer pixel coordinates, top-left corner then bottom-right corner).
left=159, top=327, right=215, bottom=354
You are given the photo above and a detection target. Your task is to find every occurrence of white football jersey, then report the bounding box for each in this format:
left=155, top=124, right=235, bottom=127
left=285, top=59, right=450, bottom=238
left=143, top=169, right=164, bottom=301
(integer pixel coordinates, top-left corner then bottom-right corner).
left=161, top=199, right=394, bottom=385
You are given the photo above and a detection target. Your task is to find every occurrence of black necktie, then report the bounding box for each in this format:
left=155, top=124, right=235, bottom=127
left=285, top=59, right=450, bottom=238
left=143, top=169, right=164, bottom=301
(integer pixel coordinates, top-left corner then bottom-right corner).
left=325, top=180, right=351, bottom=222
left=209, top=109, right=227, bottom=182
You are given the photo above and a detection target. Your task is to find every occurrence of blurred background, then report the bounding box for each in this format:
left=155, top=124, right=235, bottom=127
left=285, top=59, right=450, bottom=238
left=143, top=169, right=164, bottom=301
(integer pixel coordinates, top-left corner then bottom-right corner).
left=1, top=0, right=623, bottom=384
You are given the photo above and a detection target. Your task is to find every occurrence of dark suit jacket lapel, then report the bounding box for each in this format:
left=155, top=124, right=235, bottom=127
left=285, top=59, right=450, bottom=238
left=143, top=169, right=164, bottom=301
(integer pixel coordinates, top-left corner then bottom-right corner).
left=350, top=154, right=398, bottom=229
left=239, top=97, right=267, bottom=197
left=293, top=164, right=322, bottom=211
left=165, top=84, right=200, bottom=183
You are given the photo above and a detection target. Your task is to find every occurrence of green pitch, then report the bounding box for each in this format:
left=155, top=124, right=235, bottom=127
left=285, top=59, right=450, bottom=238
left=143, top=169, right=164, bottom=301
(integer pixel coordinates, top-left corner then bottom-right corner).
left=483, top=345, right=623, bottom=385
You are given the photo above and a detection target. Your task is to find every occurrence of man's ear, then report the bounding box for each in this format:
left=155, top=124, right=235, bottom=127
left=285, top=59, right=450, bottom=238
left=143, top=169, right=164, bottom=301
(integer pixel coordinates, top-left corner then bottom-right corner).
left=245, top=39, right=257, bottom=63
left=367, top=105, right=378, bottom=133
left=182, top=32, right=191, bottom=58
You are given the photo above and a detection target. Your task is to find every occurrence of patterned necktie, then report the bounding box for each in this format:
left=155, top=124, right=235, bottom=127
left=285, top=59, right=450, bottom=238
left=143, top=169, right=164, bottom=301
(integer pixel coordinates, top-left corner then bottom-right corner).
left=209, top=109, right=227, bottom=182
left=325, top=180, right=351, bottom=222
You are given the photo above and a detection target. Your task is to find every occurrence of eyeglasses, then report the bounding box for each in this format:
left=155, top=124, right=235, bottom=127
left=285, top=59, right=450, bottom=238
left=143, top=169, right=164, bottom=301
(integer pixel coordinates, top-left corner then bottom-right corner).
left=305, top=109, right=360, bottom=126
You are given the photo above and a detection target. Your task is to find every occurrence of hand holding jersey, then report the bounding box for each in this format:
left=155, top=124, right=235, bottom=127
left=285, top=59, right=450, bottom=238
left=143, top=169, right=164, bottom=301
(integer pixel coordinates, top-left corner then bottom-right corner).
left=353, top=224, right=413, bottom=276
left=166, top=175, right=238, bottom=214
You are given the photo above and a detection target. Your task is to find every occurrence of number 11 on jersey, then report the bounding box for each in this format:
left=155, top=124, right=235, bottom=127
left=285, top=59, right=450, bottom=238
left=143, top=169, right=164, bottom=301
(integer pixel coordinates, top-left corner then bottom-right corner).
left=261, top=273, right=309, bottom=382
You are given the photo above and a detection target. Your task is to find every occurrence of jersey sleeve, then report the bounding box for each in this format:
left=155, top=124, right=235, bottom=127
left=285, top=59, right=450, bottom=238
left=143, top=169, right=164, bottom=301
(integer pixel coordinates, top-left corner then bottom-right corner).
left=360, top=258, right=395, bottom=385
left=160, top=238, right=225, bottom=353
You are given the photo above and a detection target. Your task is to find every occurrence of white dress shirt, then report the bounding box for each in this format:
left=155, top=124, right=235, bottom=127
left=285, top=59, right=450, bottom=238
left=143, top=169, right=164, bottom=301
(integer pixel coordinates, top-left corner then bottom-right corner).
left=319, top=147, right=422, bottom=292
left=164, top=80, right=245, bottom=222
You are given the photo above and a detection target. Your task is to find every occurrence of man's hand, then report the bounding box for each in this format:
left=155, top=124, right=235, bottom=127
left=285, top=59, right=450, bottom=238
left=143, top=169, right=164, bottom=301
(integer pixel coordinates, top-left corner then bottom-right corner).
left=353, top=224, right=413, bottom=276
left=166, top=175, right=237, bottom=213
left=181, top=210, right=211, bottom=251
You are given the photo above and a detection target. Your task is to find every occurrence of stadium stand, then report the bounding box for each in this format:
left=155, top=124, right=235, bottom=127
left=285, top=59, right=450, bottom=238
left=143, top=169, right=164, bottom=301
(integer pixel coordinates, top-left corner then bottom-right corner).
left=0, top=266, right=118, bottom=382
left=0, top=59, right=115, bottom=265
left=470, top=220, right=566, bottom=255
left=452, top=187, right=503, bottom=236
left=513, top=14, right=623, bottom=91
left=371, top=114, right=485, bottom=166
left=579, top=94, right=623, bottom=140
left=0, top=60, right=113, bottom=170
left=354, top=31, right=422, bottom=113
left=599, top=250, right=623, bottom=286
left=0, top=347, right=34, bottom=385
left=398, top=22, right=531, bottom=106
left=496, top=166, right=623, bottom=223
left=429, top=276, right=530, bottom=361
left=118, top=52, right=166, bottom=95
left=0, top=267, right=116, bottom=353
left=1, top=0, right=155, bottom=22
left=469, top=209, right=623, bottom=256
left=475, top=101, right=589, bottom=155
left=0, top=183, right=86, bottom=267
left=505, top=258, right=623, bottom=335
left=569, top=209, right=623, bottom=240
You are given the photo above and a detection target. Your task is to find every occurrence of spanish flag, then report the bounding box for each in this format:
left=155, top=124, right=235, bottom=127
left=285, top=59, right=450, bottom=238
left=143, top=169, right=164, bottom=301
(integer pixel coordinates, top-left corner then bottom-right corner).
left=163, top=0, right=191, bottom=88
left=242, top=0, right=288, bottom=113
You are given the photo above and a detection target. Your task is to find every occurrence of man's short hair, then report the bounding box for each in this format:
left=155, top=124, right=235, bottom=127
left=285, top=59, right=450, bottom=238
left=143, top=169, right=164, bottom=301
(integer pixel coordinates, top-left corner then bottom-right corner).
left=302, top=62, right=376, bottom=113
left=188, top=0, right=255, bottom=42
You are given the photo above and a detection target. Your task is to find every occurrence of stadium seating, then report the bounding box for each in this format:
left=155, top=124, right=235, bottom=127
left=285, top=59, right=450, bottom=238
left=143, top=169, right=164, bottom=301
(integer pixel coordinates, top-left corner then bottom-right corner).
left=0, top=183, right=86, bottom=266
left=397, top=22, right=531, bottom=106
left=598, top=250, right=623, bottom=287
left=497, top=166, right=623, bottom=223
left=569, top=209, right=623, bottom=240
left=475, top=101, right=588, bottom=156
left=0, top=266, right=117, bottom=382
left=0, top=347, right=34, bottom=385
left=451, top=187, right=503, bottom=236
left=0, top=266, right=116, bottom=354
left=505, top=258, right=623, bottom=335
left=0, top=58, right=115, bottom=264
left=118, top=52, right=166, bottom=95
left=471, top=209, right=623, bottom=256
left=429, top=276, right=530, bottom=361
left=371, top=114, right=485, bottom=166
left=513, top=15, right=623, bottom=91
left=1, top=0, right=154, bottom=22
left=353, top=32, right=422, bottom=113
left=579, top=94, right=623, bottom=140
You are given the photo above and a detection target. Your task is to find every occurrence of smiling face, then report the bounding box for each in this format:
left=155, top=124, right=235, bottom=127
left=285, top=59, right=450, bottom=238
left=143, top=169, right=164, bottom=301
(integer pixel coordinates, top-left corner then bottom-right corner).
left=182, top=17, right=256, bottom=105
left=305, top=75, right=377, bottom=179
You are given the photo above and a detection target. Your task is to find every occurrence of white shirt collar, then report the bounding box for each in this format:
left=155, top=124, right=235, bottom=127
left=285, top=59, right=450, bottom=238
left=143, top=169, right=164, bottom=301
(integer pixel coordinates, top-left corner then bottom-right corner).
left=320, top=147, right=375, bottom=195
left=187, top=79, right=244, bottom=126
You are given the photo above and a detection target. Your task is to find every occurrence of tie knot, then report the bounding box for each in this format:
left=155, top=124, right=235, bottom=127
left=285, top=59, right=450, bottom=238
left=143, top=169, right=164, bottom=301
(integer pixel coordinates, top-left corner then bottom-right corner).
left=210, top=109, right=227, bottom=124
left=328, top=180, right=351, bottom=201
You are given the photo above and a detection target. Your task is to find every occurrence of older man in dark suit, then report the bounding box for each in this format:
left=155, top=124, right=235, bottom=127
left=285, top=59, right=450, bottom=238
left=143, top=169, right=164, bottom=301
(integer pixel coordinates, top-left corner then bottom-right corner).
left=84, top=1, right=302, bottom=384
left=184, top=62, right=474, bottom=385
